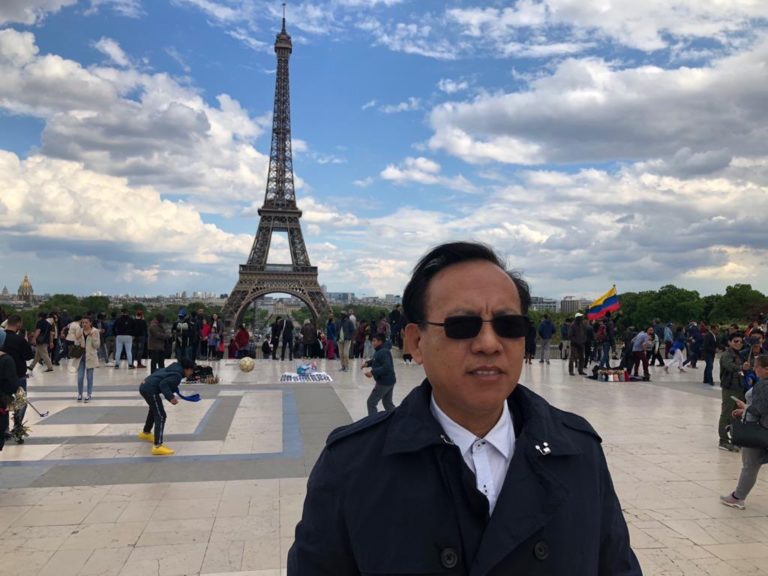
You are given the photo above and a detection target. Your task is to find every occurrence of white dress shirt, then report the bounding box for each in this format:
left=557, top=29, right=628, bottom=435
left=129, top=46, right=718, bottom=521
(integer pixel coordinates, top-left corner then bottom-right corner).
left=430, top=395, right=516, bottom=515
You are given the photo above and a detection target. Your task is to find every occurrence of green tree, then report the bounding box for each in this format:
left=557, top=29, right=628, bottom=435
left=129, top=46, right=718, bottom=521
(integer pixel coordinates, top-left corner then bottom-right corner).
left=710, top=284, right=767, bottom=323
left=44, top=294, right=85, bottom=315
left=701, top=294, right=722, bottom=323
left=81, top=296, right=110, bottom=315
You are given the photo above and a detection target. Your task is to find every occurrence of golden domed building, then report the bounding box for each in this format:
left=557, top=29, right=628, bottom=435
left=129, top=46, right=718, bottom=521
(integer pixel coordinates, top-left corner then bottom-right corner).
left=17, top=274, right=34, bottom=303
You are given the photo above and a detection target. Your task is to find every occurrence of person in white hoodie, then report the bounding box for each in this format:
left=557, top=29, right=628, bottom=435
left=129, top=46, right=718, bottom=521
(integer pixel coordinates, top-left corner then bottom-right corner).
left=64, top=316, right=83, bottom=360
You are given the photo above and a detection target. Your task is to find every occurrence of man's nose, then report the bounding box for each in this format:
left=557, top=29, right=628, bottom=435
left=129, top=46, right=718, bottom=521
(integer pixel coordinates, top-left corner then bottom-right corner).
left=470, top=321, right=503, bottom=353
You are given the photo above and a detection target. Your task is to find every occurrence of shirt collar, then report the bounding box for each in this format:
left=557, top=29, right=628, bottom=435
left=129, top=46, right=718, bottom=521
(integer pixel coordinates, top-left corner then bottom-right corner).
left=429, top=394, right=514, bottom=460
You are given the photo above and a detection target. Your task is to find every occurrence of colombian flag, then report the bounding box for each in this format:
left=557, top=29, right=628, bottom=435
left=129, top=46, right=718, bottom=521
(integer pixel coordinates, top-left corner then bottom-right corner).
left=587, top=286, right=620, bottom=321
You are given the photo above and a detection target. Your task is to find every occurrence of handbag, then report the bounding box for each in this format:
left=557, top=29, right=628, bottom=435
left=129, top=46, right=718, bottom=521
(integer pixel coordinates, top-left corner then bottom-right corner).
left=729, top=416, right=768, bottom=449
left=69, top=344, right=85, bottom=359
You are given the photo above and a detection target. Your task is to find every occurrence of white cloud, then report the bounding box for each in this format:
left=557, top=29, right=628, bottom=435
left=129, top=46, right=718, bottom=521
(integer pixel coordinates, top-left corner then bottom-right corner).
left=437, top=78, right=469, bottom=94
left=358, top=17, right=463, bottom=60
left=0, top=151, right=251, bottom=267
left=429, top=40, right=768, bottom=167
left=86, top=0, right=144, bottom=18
left=0, top=29, right=272, bottom=205
left=0, top=0, right=77, bottom=25
left=171, top=0, right=241, bottom=23
left=353, top=176, right=374, bottom=187
left=336, top=0, right=404, bottom=6
left=165, top=46, right=191, bottom=74
left=380, top=97, right=421, bottom=114
left=361, top=99, right=377, bottom=110
left=502, top=41, right=593, bottom=58
left=297, top=196, right=361, bottom=227
left=380, top=156, right=477, bottom=193
left=94, top=37, right=131, bottom=67
left=447, top=1, right=768, bottom=52
left=315, top=157, right=768, bottom=296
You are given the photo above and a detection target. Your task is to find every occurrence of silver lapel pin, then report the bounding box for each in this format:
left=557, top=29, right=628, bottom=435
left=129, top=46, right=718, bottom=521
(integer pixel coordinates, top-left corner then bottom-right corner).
left=535, top=441, right=551, bottom=456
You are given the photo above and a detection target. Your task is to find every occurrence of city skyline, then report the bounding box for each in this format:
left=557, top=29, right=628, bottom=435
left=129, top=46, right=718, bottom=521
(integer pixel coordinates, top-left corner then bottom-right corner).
left=1, top=1, right=767, bottom=300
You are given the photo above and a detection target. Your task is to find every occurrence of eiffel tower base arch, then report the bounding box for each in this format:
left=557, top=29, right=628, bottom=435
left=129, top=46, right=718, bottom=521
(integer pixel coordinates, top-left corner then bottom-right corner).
left=221, top=265, right=329, bottom=334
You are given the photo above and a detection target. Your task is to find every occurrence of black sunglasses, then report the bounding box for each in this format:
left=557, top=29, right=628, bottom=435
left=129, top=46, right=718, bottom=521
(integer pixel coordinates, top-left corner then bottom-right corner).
left=423, top=315, right=528, bottom=340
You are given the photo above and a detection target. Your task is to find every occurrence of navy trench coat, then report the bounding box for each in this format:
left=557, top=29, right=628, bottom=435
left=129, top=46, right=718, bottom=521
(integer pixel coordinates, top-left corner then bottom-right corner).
left=288, top=380, right=642, bottom=576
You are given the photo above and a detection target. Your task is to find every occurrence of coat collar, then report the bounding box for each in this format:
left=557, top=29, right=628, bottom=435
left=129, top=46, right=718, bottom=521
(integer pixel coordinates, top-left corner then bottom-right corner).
left=384, top=380, right=585, bottom=576
left=383, top=379, right=582, bottom=458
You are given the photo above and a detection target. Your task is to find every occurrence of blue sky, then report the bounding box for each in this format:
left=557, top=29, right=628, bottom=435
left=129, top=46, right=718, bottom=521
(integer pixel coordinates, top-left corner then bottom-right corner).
left=1, top=0, right=767, bottom=301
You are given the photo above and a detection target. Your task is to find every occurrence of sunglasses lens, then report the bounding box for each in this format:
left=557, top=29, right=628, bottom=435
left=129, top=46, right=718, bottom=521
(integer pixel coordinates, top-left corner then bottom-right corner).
left=493, top=315, right=527, bottom=338
left=441, top=315, right=528, bottom=339
left=443, top=316, right=482, bottom=339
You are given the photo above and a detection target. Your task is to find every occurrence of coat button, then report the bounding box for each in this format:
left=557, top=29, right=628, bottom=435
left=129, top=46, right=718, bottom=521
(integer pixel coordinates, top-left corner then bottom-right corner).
left=440, top=547, right=459, bottom=569
left=533, top=540, right=550, bottom=560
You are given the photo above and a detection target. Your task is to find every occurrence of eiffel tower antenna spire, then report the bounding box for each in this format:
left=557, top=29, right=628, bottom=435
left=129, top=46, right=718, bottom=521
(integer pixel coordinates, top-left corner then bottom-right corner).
left=222, top=13, right=330, bottom=331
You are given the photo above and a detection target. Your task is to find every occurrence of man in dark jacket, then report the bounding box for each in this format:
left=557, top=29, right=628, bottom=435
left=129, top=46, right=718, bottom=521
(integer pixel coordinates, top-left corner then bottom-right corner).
left=281, top=317, right=295, bottom=362
left=568, top=313, right=587, bottom=376
left=338, top=313, right=355, bottom=371
left=138, top=358, right=195, bottom=456
left=289, top=242, right=641, bottom=576
left=537, top=314, right=555, bottom=364
left=718, top=332, right=746, bottom=452
left=362, top=333, right=396, bottom=415
left=147, top=314, right=169, bottom=374
left=684, top=321, right=701, bottom=368
left=113, top=309, right=135, bottom=369
left=132, top=310, right=148, bottom=369
left=1, top=316, right=34, bottom=442
left=559, top=318, right=571, bottom=360
left=702, top=324, right=718, bottom=385
left=301, top=320, right=318, bottom=359
left=271, top=316, right=283, bottom=360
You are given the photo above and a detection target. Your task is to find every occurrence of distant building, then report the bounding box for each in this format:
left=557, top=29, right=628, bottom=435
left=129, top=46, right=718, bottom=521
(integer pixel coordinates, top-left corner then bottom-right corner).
left=559, top=297, right=591, bottom=315
left=530, top=296, right=558, bottom=313
left=327, top=292, right=355, bottom=304
left=0, top=285, right=8, bottom=300
left=384, top=294, right=402, bottom=306
left=17, top=274, right=34, bottom=303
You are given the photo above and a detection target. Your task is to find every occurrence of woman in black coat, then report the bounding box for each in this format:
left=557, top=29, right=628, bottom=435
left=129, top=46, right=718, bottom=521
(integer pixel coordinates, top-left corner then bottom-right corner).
left=0, top=329, right=22, bottom=449
left=524, top=317, right=536, bottom=364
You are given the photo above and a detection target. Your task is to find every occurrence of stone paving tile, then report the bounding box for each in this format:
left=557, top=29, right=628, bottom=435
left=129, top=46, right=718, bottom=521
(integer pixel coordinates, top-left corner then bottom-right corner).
left=2, top=357, right=768, bottom=575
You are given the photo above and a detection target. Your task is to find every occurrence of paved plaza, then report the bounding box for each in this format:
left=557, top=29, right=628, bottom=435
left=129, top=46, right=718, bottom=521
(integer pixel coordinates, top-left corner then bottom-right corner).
left=0, top=354, right=767, bottom=576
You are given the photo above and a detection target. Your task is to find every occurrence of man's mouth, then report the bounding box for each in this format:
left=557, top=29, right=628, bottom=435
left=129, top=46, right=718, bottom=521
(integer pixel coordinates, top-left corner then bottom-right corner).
left=469, top=366, right=503, bottom=376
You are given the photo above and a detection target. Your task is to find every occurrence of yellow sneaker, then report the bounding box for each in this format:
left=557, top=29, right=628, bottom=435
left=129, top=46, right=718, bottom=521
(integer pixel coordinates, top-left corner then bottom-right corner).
left=137, top=431, right=154, bottom=443
left=151, top=445, right=175, bottom=456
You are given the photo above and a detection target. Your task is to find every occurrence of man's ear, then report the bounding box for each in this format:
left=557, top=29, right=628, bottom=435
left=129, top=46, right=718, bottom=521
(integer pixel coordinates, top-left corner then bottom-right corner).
left=404, top=323, right=424, bottom=365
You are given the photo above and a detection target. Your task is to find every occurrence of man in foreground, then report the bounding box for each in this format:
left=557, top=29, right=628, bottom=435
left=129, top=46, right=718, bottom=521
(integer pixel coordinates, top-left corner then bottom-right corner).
left=288, top=241, right=641, bottom=575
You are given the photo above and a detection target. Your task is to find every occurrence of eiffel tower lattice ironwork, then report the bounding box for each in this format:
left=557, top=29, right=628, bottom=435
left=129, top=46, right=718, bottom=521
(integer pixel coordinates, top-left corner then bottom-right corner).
left=222, top=16, right=329, bottom=330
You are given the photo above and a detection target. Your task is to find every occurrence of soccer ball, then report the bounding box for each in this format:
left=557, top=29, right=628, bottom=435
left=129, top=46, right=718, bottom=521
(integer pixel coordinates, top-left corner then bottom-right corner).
left=239, top=356, right=255, bottom=373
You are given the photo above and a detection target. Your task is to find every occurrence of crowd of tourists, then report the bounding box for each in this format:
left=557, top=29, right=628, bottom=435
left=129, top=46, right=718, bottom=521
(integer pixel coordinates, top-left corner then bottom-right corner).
left=241, top=305, right=406, bottom=366
left=2, top=301, right=768, bottom=508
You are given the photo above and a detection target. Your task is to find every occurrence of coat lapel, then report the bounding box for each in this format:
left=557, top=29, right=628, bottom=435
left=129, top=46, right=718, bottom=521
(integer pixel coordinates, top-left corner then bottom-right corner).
left=468, top=390, right=577, bottom=576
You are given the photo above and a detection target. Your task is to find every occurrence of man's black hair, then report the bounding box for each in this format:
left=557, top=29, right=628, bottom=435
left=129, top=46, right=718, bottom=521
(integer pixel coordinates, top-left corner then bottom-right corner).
left=402, top=241, right=531, bottom=324
left=728, top=332, right=744, bottom=342
left=179, top=358, right=196, bottom=370
left=373, top=332, right=386, bottom=342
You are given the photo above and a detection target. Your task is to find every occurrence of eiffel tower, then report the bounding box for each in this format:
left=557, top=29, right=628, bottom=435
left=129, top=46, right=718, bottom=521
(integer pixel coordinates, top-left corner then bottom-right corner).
left=222, top=15, right=329, bottom=330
